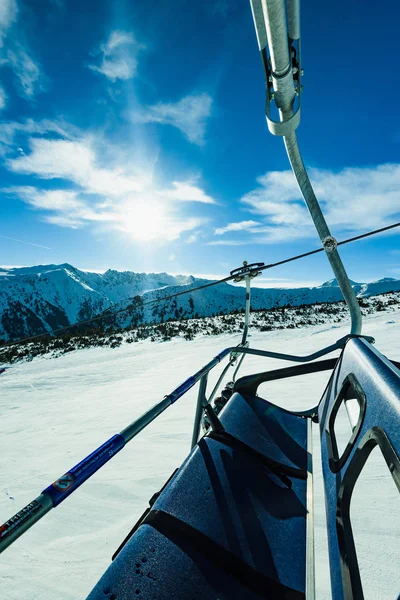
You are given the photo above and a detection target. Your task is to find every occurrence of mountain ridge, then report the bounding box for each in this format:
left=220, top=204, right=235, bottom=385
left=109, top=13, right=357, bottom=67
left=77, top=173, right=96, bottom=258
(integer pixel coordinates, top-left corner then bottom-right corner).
left=1, top=263, right=400, bottom=341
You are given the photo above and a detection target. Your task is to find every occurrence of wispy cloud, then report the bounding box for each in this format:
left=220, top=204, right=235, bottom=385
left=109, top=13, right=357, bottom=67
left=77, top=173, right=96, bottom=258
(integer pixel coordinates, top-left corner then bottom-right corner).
left=0, top=1, right=45, bottom=99
left=0, top=118, right=76, bottom=152
left=131, top=93, right=213, bottom=145
left=88, top=30, right=144, bottom=81
left=0, top=233, right=51, bottom=249
left=3, top=121, right=214, bottom=242
left=0, top=85, right=6, bottom=109
left=0, top=0, right=18, bottom=47
left=164, top=180, right=216, bottom=204
left=215, top=164, right=400, bottom=244
left=208, top=239, right=252, bottom=246
left=6, top=45, right=44, bottom=97
left=214, top=220, right=260, bottom=235
left=186, top=232, right=200, bottom=244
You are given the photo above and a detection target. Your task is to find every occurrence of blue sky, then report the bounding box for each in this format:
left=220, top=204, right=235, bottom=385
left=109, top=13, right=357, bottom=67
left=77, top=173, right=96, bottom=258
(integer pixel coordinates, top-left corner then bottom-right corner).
left=0, top=0, right=399, bottom=287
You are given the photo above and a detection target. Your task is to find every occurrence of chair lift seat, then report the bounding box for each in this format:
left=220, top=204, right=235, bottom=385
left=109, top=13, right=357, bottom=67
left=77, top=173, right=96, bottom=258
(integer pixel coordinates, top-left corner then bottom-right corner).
left=86, top=392, right=311, bottom=600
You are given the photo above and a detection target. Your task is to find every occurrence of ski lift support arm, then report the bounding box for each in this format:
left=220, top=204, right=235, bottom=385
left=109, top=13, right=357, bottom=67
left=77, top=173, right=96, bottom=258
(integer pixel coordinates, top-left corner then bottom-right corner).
left=249, top=0, right=362, bottom=335
left=230, top=260, right=264, bottom=354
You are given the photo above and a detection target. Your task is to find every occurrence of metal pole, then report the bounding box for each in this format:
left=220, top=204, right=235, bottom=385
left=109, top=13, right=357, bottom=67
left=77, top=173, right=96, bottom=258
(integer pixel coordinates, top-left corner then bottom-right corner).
left=260, top=0, right=296, bottom=112
left=241, top=276, right=251, bottom=346
left=208, top=357, right=236, bottom=403
left=283, top=133, right=362, bottom=335
left=287, top=0, right=300, bottom=40
left=191, top=374, right=208, bottom=449
left=0, top=348, right=231, bottom=554
left=232, top=352, right=247, bottom=382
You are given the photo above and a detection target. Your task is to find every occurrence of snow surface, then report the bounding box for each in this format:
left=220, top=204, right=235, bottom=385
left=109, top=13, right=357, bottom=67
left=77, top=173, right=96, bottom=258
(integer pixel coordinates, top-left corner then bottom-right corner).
left=1, top=311, right=399, bottom=599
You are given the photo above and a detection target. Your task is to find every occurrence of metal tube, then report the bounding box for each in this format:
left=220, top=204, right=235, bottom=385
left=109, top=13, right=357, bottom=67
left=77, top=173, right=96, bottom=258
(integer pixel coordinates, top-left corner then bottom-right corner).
left=121, top=398, right=172, bottom=443
left=234, top=358, right=337, bottom=396
left=261, top=0, right=290, bottom=75
left=305, top=418, right=316, bottom=599
left=0, top=494, right=53, bottom=553
left=191, top=375, right=208, bottom=449
left=225, top=336, right=349, bottom=363
left=208, top=358, right=236, bottom=403
left=284, top=132, right=362, bottom=335
left=241, top=276, right=251, bottom=346
left=232, top=352, right=247, bottom=382
left=287, top=0, right=300, bottom=40
left=261, top=0, right=295, bottom=112
left=250, top=0, right=268, bottom=50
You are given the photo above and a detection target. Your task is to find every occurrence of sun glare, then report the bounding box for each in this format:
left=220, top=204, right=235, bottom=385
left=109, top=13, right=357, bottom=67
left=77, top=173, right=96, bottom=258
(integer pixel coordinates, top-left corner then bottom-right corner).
left=120, top=200, right=169, bottom=242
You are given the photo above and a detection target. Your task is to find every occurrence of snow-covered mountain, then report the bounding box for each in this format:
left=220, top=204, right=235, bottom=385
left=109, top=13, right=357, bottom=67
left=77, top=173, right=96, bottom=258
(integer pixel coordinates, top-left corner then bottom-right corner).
left=109, top=275, right=400, bottom=331
left=0, top=264, right=194, bottom=340
left=1, top=263, right=400, bottom=341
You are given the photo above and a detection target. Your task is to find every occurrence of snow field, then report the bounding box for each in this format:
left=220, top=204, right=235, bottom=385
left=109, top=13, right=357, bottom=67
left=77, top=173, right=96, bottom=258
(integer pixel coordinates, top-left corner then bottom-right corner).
left=1, top=309, right=399, bottom=599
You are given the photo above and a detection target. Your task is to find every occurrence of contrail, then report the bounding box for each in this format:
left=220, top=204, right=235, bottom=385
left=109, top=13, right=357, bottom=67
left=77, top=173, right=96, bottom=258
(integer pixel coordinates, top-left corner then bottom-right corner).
left=0, top=235, right=51, bottom=250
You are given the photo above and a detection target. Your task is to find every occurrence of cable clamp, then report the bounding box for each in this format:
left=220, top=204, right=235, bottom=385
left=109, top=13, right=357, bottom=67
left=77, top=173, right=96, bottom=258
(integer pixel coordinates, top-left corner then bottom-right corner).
left=230, top=341, right=248, bottom=363
left=230, top=261, right=264, bottom=282
left=322, top=236, right=338, bottom=253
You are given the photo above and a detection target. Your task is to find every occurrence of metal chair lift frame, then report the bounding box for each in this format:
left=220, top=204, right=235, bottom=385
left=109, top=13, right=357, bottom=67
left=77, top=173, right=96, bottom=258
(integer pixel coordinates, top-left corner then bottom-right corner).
left=1, top=1, right=399, bottom=599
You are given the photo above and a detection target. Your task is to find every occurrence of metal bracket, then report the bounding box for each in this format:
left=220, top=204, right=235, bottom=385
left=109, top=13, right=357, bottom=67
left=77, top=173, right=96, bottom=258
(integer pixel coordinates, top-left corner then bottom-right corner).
left=230, top=261, right=264, bottom=282
left=263, top=39, right=302, bottom=136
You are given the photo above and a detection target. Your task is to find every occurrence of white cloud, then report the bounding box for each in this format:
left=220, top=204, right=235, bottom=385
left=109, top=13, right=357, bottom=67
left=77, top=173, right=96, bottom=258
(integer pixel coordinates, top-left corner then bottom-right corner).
left=7, top=46, right=43, bottom=97
left=237, top=165, right=400, bottom=244
left=5, top=187, right=114, bottom=229
left=0, top=85, right=6, bottom=109
left=163, top=180, right=216, bottom=204
left=131, top=93, right=213, bottom=145
left=0, top=0, right=17, bottom=47
left=88, top=30, right=143, bottom=81
left=0, top=1, right=45, bottom=100
left=186, top=232, right=199, bottom=244
left=208, top=239, right=252, bottom=246
left=0, top=119, right=77, bottom=158
left=0, top=118, right=75, bottom=145
left=3, top=124, right=214, bottom=243
left=7, top=137, right=146, bottom=196
left=214, top=220, right=260, bottom=235
left=12, top=187, right=83, bottom=211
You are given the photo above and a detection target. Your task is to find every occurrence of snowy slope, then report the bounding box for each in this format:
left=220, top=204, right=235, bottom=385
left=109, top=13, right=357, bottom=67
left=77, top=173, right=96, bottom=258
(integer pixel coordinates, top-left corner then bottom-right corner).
left=1, top=310, right=399, bottom=599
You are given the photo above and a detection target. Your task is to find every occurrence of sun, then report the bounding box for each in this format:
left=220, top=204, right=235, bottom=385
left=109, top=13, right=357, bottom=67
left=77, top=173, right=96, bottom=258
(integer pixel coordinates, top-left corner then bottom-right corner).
left=120, top=200, right=169, bottom=242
